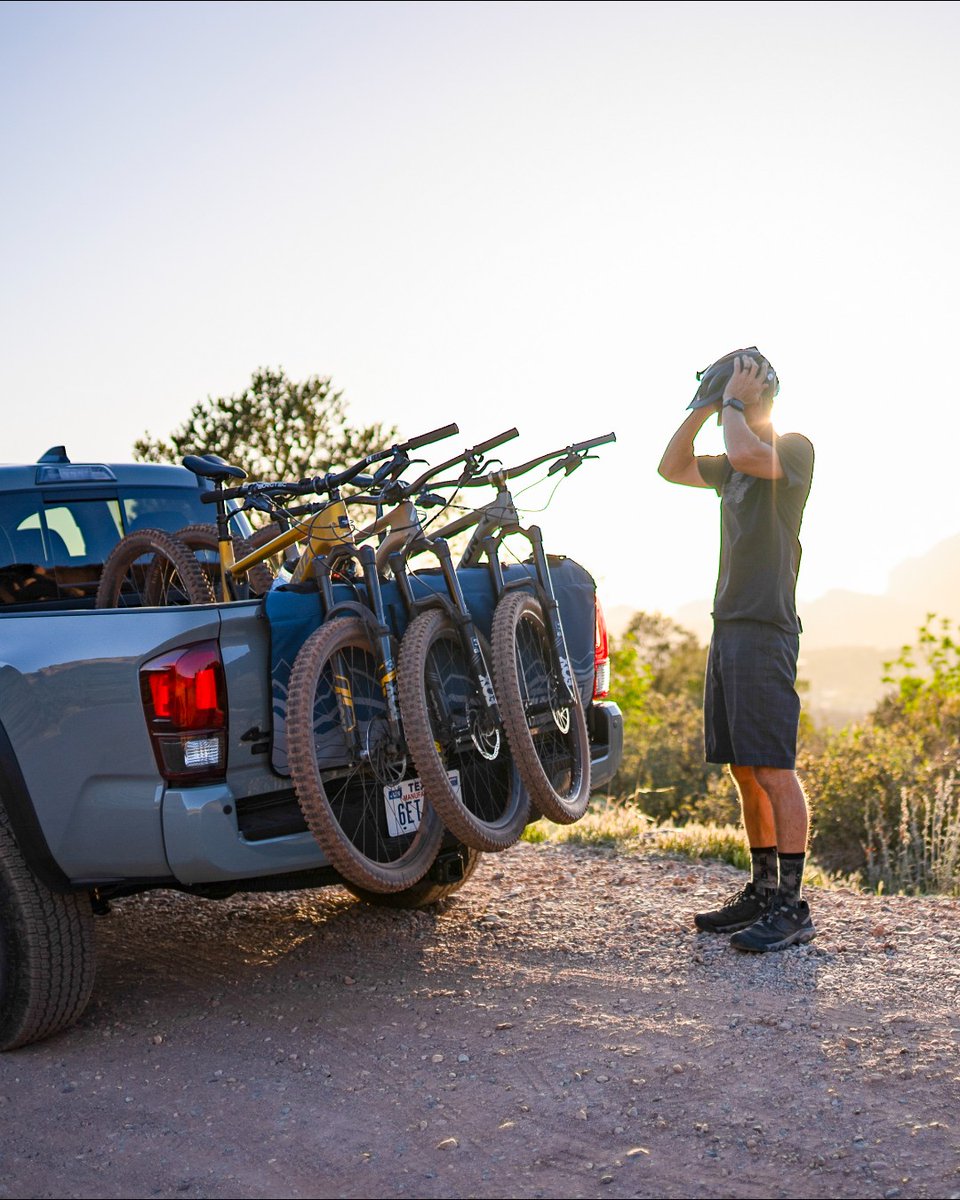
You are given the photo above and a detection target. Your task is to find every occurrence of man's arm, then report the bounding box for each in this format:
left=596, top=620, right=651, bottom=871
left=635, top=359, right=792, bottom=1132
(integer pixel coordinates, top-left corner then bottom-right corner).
left=658, top=407, right=718, bottom=488
left=721, top=356, right=785, bottom=480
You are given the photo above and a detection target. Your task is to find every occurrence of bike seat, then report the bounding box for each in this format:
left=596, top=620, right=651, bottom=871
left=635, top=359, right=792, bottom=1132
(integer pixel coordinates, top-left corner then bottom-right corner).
left=182, top=455, right=247, bottom=483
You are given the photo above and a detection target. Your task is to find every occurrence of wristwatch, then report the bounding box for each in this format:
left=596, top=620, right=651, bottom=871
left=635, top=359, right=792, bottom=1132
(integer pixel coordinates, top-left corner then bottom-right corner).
left=722, top=397, right=745, bottom=412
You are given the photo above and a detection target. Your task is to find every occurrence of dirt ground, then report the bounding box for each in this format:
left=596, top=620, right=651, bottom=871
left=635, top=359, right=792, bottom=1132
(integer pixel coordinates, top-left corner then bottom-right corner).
left=1, top=840, right=959, bottom=1200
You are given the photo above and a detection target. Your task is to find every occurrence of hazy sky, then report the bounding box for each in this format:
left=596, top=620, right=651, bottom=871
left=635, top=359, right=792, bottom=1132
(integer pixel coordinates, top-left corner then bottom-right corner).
left=3, top=1, right=959, bottom=616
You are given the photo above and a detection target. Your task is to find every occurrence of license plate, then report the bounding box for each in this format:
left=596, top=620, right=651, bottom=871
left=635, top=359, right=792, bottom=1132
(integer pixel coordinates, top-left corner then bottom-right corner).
left=384, top=770, right=461, bottom=838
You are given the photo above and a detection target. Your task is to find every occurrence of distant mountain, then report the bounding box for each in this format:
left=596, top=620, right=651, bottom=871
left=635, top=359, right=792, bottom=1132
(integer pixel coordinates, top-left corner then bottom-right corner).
left=608, top=533, right=960, bottom=725
left=672, top=533, right=960, bottom=651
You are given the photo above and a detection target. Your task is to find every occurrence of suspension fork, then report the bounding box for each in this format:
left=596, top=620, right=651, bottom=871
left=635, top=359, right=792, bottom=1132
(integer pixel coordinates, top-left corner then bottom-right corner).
left=525, top=524, right=577, bottom=708
left=389, top=539, right=502, bottom=729
left=433, top=538, right=502, bottom=725
left=307, top=557, right=355, bottom=740
left=357, top=543, right=404, bottom=745
left=320, top=545, right=404, bottom=749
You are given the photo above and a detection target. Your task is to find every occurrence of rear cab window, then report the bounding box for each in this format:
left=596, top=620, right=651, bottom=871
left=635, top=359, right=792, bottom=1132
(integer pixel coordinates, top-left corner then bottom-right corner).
left=0, top=475, right=213, bottom=609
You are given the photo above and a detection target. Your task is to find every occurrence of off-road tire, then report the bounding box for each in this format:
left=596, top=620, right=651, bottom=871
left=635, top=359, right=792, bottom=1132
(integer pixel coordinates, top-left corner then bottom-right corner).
left=491, top=591, right=591, bottom=824
left=343, top=845, right=482, bottom=909
left=398, top=609, right=529, bottom=852
left=165, top=524, right=275, bottom=599
left=96, top=529, right=215, bottom=608
left=0, top=806, right=96, bottom=1051
left=287, top=617, right=445, bottom=892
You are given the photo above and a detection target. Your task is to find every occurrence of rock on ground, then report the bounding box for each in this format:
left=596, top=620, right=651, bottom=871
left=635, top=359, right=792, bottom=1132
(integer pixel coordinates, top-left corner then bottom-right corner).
left=1, top=841, right=959, bottom=1200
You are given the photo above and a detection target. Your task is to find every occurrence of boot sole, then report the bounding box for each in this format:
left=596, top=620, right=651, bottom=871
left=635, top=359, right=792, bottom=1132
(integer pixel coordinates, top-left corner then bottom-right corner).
left=729, top=926, right=817, bottom=953
left=694, top=914, right=764, bottom=934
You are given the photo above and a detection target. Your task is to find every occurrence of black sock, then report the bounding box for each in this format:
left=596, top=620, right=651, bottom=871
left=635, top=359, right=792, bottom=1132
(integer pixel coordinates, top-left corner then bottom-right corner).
left=750, top=846, right=778, bottom=894
left=777, top=853, right=805, bottom=904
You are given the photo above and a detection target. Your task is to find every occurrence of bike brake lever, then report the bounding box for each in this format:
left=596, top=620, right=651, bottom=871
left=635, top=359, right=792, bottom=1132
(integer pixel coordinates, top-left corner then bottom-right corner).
left=242, top=495, right=279, bottom=514
left=547, top=452, right=582, bottom=476
left=416, top=491, right=447, bottom=509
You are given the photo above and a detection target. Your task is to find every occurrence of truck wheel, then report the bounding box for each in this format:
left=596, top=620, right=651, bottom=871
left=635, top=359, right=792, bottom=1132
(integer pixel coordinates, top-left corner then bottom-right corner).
left=343, top=845, right=482, bottom=909
left=96, top=529, right=216, bottom=608
left=0, top=807, right=96, bottom=1051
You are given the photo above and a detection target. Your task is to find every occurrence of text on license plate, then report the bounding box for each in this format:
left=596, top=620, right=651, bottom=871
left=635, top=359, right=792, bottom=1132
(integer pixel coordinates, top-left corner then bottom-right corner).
left=384, top=770, right=461, bottom=838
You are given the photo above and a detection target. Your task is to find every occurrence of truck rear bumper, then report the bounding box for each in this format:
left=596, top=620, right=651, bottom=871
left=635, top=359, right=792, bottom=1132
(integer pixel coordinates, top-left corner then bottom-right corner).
left=588, top=700, right=623, bottom=792
left=163, top=784, right=328, bottom=885
left=160, top=703, right=623, bottom=885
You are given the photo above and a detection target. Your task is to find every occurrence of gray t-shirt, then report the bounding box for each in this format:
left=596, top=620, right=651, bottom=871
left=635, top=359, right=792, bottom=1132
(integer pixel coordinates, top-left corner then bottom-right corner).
left=697, top=433, right=814, bottom=634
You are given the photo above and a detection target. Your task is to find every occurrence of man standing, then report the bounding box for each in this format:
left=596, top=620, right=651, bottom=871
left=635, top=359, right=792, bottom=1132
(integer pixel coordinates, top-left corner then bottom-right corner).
left=658, top=348, right=815, bottom=952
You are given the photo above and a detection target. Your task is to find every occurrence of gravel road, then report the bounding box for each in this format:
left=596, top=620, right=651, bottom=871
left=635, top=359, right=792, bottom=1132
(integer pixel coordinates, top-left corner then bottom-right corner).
left=1, top=841, right=958, bottom=1200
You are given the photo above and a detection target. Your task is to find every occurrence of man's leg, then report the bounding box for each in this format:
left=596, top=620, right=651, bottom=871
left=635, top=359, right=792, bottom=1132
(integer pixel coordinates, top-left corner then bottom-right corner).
left=729, top=764, right=778, bottom=896
left=730, top=763, right=776, bottom=845
left=693, top=764, right=777, bottom=934
left=730, top=765, right=815, bottom=952
left=753, top=766, right=807, bottom=853
left=754, top=766, right=808, bottom=904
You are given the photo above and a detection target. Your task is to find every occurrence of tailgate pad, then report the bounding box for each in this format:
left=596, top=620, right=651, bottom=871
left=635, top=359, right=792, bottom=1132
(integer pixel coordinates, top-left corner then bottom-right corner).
left=264, top=558, right=597, bottom=777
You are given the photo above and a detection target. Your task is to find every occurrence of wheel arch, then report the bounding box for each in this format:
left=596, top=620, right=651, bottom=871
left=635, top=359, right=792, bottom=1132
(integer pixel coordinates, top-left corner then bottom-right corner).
left=0, top=719, right=74, bottom=894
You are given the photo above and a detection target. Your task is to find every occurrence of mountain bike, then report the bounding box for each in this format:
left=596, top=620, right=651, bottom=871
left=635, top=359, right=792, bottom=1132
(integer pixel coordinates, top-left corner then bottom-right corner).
left=283, top=428, right=527, bottom=885
left=395, top=432, right=615, bottom=828
left=94, top=426, right=457, bottom=608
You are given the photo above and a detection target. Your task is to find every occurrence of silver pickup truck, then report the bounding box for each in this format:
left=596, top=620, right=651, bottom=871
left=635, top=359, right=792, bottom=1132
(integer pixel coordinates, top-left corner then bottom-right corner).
left=0, top=449, right=623, bottom=1050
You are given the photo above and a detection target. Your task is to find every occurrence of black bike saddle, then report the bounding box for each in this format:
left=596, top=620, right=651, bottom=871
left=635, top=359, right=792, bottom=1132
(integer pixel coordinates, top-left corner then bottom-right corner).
left=182, top=454, right=247, bottom=483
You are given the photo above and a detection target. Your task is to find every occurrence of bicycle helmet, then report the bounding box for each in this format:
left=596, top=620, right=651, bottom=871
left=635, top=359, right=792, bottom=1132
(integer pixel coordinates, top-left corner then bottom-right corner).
left=688, top=346, right=779, bottom=410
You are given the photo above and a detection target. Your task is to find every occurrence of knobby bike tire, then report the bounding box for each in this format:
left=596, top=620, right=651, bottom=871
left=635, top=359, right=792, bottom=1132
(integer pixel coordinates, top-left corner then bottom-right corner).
left=95, top=529, right=216, bottom=609
left=398, top=608, right=529, bottom=852
left=491, top=591, right=591, bottom=824
left=0, top=806, right=96, bottom=1051
left=162, top=524, right=275, bottom=600
left=343, top=844, right=482, bottom=909
left=286, top=617, right=444, bottom=892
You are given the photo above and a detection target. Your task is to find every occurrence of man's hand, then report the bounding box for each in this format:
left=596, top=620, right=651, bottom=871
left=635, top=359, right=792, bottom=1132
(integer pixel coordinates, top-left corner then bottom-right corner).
left=723, top=355, right=769, bottom=407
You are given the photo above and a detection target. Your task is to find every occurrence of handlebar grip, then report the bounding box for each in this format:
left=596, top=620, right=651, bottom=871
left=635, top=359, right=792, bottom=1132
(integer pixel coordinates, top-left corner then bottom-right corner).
left=404, top=423, right=459, bottom=452
left=472, top=427, right=519, bottom=456
left=570, top=431, right=617, bottom=454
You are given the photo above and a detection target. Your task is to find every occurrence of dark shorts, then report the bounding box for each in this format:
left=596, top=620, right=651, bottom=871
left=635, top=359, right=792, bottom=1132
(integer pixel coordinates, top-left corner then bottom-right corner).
left=704, top=620, right=801, bottom=770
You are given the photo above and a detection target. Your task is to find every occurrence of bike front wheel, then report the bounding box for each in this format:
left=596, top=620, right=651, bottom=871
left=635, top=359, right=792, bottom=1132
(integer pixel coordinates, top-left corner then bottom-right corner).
left=398, top=608, right=529, bottom=852
left=491, top=591, right=591, bottom=824
left=286, top=617, right=444, bottom=892
left=96, top=529, right=216, bottom=608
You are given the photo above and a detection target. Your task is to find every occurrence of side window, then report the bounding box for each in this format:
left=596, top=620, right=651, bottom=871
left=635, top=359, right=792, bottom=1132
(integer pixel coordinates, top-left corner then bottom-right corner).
left=42, top=507, right=87, bottom=557
left=12, top=500, right=124, bottom=565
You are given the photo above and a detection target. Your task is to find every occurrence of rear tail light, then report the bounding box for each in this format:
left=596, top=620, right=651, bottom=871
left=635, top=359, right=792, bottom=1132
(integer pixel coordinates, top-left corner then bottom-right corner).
left=594, top=597, right=610, bottom=699
left=140, top=640, right=227, bottom=785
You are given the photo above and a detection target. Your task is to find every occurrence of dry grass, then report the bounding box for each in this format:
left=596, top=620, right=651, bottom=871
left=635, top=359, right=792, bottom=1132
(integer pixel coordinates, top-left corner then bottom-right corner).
left=523, top=796, right=847, bottom=890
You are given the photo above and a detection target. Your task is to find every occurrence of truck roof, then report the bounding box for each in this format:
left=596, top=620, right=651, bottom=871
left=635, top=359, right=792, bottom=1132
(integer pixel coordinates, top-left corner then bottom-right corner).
left=0, top=448, right=206, bottom=492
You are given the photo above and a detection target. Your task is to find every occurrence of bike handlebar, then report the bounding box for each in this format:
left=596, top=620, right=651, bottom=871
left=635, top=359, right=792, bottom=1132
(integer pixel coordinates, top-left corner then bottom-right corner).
left=472, top=426, right=521, bottom=457
left=402, top=422, right=459, bottom=452
left=428, top=431, right=616, bottom=491
left=400, top=427, right=520, bottom=496
left=196, top=430, right=463, bottom=507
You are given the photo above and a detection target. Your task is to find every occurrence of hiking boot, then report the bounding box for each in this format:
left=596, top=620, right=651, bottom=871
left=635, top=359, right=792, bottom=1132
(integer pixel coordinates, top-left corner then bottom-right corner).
left=693, top=882, right=772, bottom=934
left=729, top=897, right=817, bottom=953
